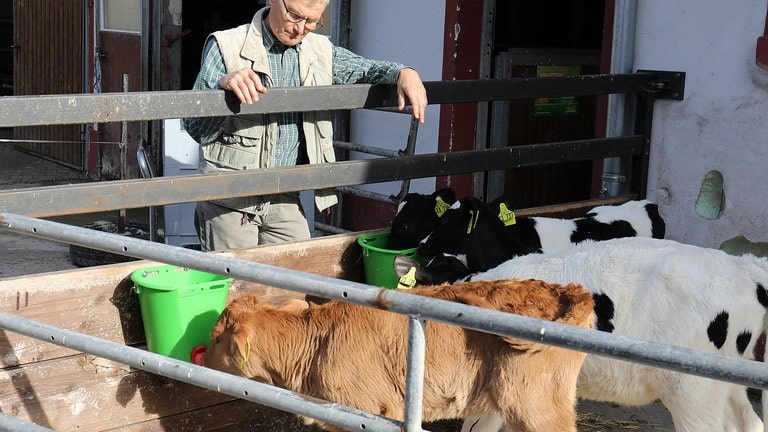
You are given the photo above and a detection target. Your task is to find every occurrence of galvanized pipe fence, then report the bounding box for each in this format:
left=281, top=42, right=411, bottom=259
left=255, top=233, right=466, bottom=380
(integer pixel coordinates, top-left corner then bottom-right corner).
left=0, top=73, right=695, bottom=431
left=2, top=212, right=768, bottom=431
left=0, top=312, right=404, bottom=432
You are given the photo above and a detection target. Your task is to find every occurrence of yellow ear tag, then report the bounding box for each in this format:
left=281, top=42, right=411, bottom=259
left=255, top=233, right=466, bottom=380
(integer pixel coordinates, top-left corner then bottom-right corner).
left=397, top=267, right=418, bottom=290
left=498, top=203, right=517, bottom=226
left=239, top=338, right=252, bottom=369
left=434, top=197, right=451, bottom=217
left=466, top=210, right=480, bottom=234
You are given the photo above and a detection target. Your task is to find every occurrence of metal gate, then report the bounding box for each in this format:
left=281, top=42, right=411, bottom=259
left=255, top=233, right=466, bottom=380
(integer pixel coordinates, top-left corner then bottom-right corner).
left=0, top=74, right=705, bottom=432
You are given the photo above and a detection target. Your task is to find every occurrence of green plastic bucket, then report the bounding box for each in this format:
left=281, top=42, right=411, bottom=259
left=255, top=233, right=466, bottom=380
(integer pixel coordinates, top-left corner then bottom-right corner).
left=358, top=232, right=420, bottom=289
left=132, top=265, right=232, bottom=362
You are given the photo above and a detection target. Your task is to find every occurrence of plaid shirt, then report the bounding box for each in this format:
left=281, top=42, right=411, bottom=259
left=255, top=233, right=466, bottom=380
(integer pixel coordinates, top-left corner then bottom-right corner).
left=184, top=11, right=405, bottom=167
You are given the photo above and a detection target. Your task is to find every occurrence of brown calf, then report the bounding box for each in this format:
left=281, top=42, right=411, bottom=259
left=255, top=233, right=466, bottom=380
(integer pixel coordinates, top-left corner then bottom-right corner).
left=202, top=279, right=595, bottom=432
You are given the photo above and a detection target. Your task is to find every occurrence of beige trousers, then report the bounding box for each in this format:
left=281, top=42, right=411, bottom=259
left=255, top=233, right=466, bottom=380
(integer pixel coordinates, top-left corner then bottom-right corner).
left=194, top=197, right=310, bottom=251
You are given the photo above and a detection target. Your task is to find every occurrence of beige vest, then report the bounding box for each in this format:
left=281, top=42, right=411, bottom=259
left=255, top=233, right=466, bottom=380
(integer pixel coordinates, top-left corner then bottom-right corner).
left=202, top=7, right=338, bottom=212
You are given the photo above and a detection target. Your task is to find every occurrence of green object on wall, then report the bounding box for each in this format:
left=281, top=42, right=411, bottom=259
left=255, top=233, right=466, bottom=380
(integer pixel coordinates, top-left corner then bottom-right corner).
left=695, top=170, right=724, bottom=220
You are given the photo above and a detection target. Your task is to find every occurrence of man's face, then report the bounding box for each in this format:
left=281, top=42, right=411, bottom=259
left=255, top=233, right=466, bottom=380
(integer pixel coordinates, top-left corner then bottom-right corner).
left=267, top=0, right=326, bottom=46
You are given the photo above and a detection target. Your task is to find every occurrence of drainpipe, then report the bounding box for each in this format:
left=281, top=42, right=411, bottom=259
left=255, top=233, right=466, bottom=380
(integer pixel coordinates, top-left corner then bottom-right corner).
left=601, top=0, right=638, bottom=197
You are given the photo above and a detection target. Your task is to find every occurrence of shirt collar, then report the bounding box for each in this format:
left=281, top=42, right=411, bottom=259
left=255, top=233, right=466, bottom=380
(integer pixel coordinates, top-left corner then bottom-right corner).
left=262, top=10, right=300, bottom=53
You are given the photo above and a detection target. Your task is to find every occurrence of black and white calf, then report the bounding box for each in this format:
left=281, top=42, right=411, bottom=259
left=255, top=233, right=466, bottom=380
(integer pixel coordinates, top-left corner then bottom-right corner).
left=415, top=196, right=541, bottom=276
left=386, top=188, right=457, bottom=250
left=400, top=237, right=768, bottom=432
left=386, top=187, right=664, bottom=257
left=508, top=197, right=665, bottom=249
left=415, top=196, right=665, bottom=279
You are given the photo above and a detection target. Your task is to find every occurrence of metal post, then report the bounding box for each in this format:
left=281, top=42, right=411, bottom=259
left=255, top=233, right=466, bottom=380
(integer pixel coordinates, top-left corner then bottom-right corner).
left=392, top=116, right=420, bottom=202
left=119, top=74, right=129, bottom=233
left=403, top=316, right=427, bottom=431
left=601, top=0, right=638, bottom=197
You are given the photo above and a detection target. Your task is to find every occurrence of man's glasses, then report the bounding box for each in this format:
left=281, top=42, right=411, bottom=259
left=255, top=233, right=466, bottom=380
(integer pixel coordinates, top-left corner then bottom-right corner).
left=281, top=0, right=324, bottom=30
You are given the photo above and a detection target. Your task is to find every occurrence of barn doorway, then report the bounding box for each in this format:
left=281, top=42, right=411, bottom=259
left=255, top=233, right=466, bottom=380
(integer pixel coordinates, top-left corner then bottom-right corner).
left=489, top=0, right=607, bottom=209
left=11, top=0, right=85, bottom=171
left=180, top=0, right=265, bottom=90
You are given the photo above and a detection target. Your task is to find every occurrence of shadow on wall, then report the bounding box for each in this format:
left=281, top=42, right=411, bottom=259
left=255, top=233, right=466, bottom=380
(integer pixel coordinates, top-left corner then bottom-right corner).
left=721, top=236, right=768, bottom=257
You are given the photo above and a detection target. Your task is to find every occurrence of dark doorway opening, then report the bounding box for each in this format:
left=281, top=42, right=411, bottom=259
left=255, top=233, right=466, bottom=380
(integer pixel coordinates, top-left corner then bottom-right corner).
left=0, top=1, right=11, bottom=96
left=492, top=0, right=607, bottom=209
left=181, top=0, right=266, bottom=90
left=496, top=1, right=605, bottom=51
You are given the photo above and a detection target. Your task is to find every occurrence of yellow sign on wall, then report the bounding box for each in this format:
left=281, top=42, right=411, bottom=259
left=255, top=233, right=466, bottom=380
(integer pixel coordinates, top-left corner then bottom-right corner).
left=534, top=65, right=581, bottom=117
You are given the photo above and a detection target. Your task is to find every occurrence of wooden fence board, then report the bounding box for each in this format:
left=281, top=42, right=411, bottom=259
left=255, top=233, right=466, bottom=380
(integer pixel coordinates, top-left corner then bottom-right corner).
left=0, top=232, right=367, bottom=367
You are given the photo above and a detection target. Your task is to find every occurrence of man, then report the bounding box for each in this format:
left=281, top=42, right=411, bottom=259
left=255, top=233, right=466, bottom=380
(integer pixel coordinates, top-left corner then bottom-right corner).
left=183, top=0, right=428, bottom=251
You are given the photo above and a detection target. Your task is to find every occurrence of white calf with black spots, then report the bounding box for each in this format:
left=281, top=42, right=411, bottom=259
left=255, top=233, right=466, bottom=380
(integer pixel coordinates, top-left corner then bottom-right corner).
left=453, top=237, right=768, bottom=432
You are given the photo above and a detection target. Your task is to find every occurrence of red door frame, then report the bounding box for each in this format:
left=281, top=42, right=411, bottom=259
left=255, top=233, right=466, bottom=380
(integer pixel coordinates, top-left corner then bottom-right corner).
left=436, top=0, right=485, bottom=199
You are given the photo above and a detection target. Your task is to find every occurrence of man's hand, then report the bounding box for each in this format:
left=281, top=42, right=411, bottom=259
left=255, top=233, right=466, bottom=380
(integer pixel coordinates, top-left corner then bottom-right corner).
left=219, top=68, right=268, bottom=104
left=397, top=68, right=428, bottom=124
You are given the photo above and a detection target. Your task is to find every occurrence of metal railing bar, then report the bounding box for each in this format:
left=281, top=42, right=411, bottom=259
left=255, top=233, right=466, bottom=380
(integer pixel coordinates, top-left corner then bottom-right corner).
left=0, top=412, right=54, bottom=432
left=336, top=186, right=393, bottom=203
left=0, top=136, right=645, bottom=218
left=0, top=73, right=667, bottom=128
left=333, top=140, right=401, bottom=158
left=2, top=212, right=768, bottom=391
left=313, top=221, right=351, bottom=235
left=0, top=313, right=406, bottom=432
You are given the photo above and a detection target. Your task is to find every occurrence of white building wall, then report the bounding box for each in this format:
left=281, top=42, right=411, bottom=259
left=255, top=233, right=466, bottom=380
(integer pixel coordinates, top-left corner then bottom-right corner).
left=347, top=1, right=445, bottom=196
left=636, top=0, right=768, bottom=248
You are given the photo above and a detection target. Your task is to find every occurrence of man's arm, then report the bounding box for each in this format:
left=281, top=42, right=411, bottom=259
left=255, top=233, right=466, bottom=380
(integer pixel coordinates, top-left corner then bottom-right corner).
left=395, top=67, right=427, bottom=124
left=182, top=39, right=229, bottom=144
left=332, top=46, right=427, bottom=123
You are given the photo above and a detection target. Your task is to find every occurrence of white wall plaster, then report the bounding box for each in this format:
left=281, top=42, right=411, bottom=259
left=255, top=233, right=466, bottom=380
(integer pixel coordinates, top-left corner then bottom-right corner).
left=637, top=0, right=768, bottom=247
left=348, top=0, right=445, bottom=196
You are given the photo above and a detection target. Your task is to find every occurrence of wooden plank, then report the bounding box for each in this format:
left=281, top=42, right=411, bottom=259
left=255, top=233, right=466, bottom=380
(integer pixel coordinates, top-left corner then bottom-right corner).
left=0, top=355, right=236, bottom=431
left=0, top=231, right=368, bottom=367
left=111, top=399, right=318, bottom=432
left=0, top=231, right=369, bottom=430
left=514, top=195, right=635, bottom=218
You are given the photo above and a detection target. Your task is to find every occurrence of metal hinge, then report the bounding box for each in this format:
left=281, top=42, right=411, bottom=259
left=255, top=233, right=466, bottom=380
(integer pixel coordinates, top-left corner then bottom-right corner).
left=637, top=70, right=686, bottom=100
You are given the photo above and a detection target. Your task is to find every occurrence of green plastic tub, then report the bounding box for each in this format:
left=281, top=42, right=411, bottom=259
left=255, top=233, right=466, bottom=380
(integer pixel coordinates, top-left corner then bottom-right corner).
left=132, top=265, right=232, bottom=362
left=358, top=232, right=420, bottom=289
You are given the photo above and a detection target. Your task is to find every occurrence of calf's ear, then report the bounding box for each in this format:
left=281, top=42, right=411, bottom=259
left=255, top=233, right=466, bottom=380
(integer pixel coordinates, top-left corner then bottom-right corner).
left=433, top=188, right=456, bottom=217
left=393, top=255, right=423, bottom=277
left=232, top=327, right=252, bottom=365
left=278, top=298, right=310, bottom=313
left=433, top=188, right=456, bottom=204
left=454, top=291, right=495, bottom=310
